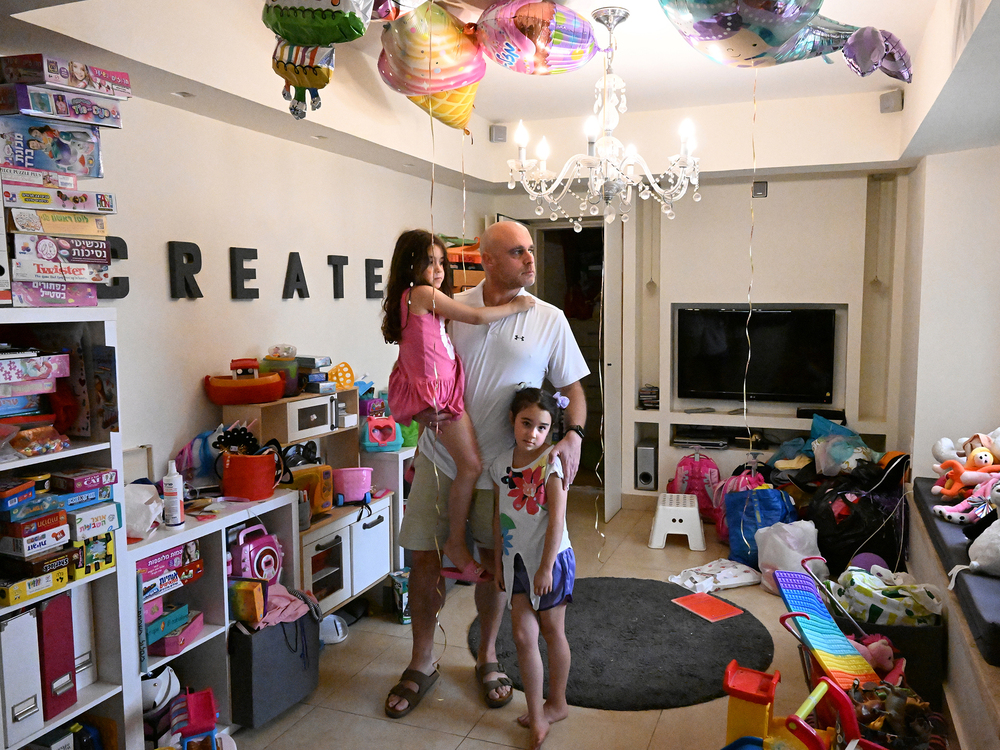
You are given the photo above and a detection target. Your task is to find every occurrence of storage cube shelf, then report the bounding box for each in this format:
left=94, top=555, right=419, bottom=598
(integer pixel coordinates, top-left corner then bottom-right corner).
left=0, top=310, right=127, bottom=750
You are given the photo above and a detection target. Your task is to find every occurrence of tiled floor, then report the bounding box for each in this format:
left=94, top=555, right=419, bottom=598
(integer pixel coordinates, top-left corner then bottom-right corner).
left=233, top=492, right=810, bottom=750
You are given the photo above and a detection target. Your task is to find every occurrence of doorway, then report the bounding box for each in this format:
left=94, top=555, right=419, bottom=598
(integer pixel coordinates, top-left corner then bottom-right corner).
left=533, top=225, right=605, bottom=487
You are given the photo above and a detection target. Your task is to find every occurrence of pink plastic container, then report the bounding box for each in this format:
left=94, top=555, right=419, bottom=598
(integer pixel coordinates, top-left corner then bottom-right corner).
left=331, top=467, right=372, bottom=504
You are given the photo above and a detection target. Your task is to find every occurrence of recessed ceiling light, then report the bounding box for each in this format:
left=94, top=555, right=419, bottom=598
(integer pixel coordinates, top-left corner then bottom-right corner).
left=171, top=91, right=195, bottom=98
left=310, top=135, right=327, bottom=140
left=402, top=162, right=415, bottom=167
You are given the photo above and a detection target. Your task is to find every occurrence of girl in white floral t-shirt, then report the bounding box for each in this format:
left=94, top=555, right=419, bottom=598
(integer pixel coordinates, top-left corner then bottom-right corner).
left=490, top=387, right=575, bottom=749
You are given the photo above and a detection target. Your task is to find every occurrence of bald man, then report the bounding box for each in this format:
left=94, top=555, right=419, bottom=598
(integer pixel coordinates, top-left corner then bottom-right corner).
left=385, top=221, right=589, bottom=719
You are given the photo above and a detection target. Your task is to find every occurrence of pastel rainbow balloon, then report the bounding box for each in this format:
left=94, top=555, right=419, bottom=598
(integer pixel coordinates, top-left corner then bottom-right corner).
left=378, top=1, right=487, bottom=96
left=476, top=0, right=597, bottom=76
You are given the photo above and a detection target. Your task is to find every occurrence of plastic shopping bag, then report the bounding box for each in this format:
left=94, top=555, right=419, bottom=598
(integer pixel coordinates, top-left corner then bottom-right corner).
left=755, top=520, right=829, bottom=594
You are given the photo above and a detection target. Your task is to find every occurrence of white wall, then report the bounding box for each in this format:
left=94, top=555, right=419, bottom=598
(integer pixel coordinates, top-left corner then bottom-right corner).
left=910, top=144, right=1000, bottom=472
left=97, top=97, right=492, bottom=477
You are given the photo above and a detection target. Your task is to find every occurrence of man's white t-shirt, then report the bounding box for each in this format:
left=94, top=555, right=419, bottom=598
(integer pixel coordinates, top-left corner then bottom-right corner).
left=418, top=284, right=590, bottom=489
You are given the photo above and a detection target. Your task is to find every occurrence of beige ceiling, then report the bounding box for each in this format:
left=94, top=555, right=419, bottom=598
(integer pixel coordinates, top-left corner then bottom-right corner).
left=2, top=0, right=998, bottom=186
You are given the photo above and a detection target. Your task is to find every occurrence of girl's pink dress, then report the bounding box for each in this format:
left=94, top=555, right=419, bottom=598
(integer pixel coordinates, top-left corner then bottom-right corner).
left=387, top=288, right=465, bottom=424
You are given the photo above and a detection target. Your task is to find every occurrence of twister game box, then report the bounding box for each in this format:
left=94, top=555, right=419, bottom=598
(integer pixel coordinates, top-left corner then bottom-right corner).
left=0, top=115, right=102, bottom=178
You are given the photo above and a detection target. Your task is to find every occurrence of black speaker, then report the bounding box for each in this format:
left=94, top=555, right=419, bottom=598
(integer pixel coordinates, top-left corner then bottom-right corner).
left=635, top=439, right=657, bottom=490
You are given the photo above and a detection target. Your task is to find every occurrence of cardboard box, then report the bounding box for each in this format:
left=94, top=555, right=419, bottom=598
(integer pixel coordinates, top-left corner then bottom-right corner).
left=0, top=165, right=76, bottom=189
left=0, top=378, right=56, bottom=398
left=0, top=115, right=102, bottom=178
left=0, top=252, right=9, bottom=307
left=50, top=466, right=117, bottom=493
left=3, top=185, right=117, bottom=214
left=142, top=596, right=164, bottom=624
left=139, top=569, right=182, bottom=601
left=390, top=568, right=411, bottom=625
left=12, top=234, right=111, bottom=265
left=57, top=485, right=111, bottom=512
left=0, top=394, right=41, bottom=416
left=0, top=547, right=72, bottom=579
left=148, top=610, right=203, bottom=656
left=67, top=531, right=114, bottom=579
left=67, top=501, right=121, bottom=541
left=0, top=353, right=69, bottom=384
left=0, top=485, right=35, bottom=511
left=0, top=565, right=68, bottom=606
left=12, top=280, right=98, bottom=307
left=7, top=208, right=108, bottom=237
left=0, top=492, right=62, bottom=522
left=0, top=508, right=66, bottom=537
left=0, top=54, right=132, bottom=99
left=228, top=578, right=267, bottom=624
left=25, top=724, right=74, bottom=750
left=145, top=603, right=189, bottom=646
left=0, top=83, right=123, bottom=128
left=10, top=253, right=110, bottom=285
left=0, top=477, right=33, bottom=498
left=0, top=524, right=68, bottom=557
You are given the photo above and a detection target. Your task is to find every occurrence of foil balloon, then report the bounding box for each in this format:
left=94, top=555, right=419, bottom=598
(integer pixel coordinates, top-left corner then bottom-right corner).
left=658, top=0, right=911, bottom=81
left=408, top=81, right=480, bottom=133
left=476, top=0, right=598, bottom=75
left=272, top=40, right=335, bottom=119
left=262, top=0, right=375, bottom=45
left=263, top=0, right=376, bottom=118
left=378, top=1, right=487, bottom=96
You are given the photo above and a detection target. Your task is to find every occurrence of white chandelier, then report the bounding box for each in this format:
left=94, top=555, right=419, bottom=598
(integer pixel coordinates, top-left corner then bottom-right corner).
left=507, top=6, right=701, bottom=231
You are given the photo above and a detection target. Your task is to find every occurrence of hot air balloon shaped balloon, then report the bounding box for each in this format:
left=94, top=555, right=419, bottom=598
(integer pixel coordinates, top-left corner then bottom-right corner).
left=476, top=0, right=598, bottom=75
left=263, top=0, right=376, bottom=118
left=377, top=0, right=487, bottom=96
left=657, top=0, right=911, bottom=81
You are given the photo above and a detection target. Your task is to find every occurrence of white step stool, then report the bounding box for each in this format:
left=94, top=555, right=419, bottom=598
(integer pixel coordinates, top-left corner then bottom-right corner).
left=648, top=493, right=706, bottom=551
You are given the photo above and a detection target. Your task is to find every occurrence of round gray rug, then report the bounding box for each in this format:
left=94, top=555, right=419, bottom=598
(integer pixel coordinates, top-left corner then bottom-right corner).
left=467, top=576, right=774, bottom=711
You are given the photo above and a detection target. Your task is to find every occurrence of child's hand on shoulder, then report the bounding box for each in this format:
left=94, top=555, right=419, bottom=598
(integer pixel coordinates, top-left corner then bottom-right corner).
left=512, top=295, right=535, bottom=313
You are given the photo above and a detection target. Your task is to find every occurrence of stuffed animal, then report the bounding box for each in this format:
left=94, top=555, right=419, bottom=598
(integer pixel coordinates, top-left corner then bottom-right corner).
left=932, top=430, right=1000, bottom=478
left=948, top=518, right=1000, bottom=588
left=934, top=476, right=1000, bottom=524
left=931, top=444, right=1000, bottom=498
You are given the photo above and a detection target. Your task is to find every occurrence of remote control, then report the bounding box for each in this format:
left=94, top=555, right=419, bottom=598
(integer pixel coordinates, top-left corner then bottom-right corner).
left=683, top=407, right=716, bottom=414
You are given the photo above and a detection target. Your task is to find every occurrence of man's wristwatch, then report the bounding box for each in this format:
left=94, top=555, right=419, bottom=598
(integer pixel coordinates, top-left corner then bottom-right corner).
left=566, top=424, right=585, bottom=440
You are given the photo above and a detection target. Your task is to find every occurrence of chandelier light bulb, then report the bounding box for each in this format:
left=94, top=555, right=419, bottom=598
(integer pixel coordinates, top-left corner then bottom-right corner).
left=679, top=118, right=696, bottom=157
left=536, top=137, right=551, bottom=162
left=514, top=120, right=530, bottom=148
left=584, top=116, right=599, bottom=142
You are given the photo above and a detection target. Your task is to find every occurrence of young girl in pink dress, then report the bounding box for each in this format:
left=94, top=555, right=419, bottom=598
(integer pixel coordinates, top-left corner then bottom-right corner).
left=381, top=230, right=533, bottom=582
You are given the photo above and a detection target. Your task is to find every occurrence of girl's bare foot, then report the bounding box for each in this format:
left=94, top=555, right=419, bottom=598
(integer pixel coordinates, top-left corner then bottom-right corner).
left=529, top=719, right=550, bottom=750
left=518, top=701, right=569, bottom=727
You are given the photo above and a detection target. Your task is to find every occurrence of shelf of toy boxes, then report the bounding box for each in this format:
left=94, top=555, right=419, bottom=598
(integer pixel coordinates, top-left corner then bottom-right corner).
left=0, top=308, right=128, bottom=750
left=123, top=490, right=298, bottom=737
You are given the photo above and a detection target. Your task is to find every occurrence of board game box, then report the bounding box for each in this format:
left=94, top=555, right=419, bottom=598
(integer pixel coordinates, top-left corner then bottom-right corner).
left=12, top=234, right=111, bottom=265
left=0, top=165, right=76, bottom=189
left=3, top=185, right=116, bottom=213
left=0, top=83, right=122, bottom=128
left=12, top=281, right=98, bottom=307
left=11, top=251, right=110, bottom=285
left=7, top=208, right=108, bottom=236
left=0, top=54, right=132, bottom=99
left=0, top=115, right=103, bottom=178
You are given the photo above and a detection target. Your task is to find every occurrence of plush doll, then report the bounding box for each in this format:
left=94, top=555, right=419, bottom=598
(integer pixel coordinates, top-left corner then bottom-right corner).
left=934, top=476, right=1000, bottom=524
left=932, top=430, right=1000, bottom=483
left=931, top=444, right=1000, bottom=498
left=847, top=633, right=904, bottom=684
left=948, top=518, right=1000, bottom=588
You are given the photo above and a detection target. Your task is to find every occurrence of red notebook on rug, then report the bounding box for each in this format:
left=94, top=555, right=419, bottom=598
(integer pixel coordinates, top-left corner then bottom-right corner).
left=672, top=592, right=743, bottom=622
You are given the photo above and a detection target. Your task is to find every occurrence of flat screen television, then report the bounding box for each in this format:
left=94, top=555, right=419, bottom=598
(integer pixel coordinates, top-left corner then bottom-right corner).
left=675, top=307, right=836, bottom=404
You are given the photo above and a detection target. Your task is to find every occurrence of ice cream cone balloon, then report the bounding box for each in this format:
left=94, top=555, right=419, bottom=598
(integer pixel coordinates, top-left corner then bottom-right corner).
left=378, top=0, right=486, bottom=96
left=476, top=0, right=597, bottom=75
left=407, top=81, right=479, bottom=133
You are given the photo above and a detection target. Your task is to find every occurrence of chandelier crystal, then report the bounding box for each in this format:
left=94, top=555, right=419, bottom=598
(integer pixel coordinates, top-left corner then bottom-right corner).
left=506, top=6, right=701, bottom=231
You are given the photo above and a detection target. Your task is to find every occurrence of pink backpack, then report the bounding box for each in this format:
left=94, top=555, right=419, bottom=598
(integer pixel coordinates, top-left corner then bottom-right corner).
left=667, top=452, right=721, bottom=522
left=712, top=467, right=766, bottom=544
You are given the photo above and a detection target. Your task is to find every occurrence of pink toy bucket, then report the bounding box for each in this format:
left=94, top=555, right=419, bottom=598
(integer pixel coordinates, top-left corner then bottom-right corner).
left=332, top=467, right=372, bottom=504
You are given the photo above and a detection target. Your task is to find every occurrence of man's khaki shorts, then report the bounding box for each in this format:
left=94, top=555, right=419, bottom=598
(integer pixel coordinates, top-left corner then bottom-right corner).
left=397, top=453, right=496, bottom=552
